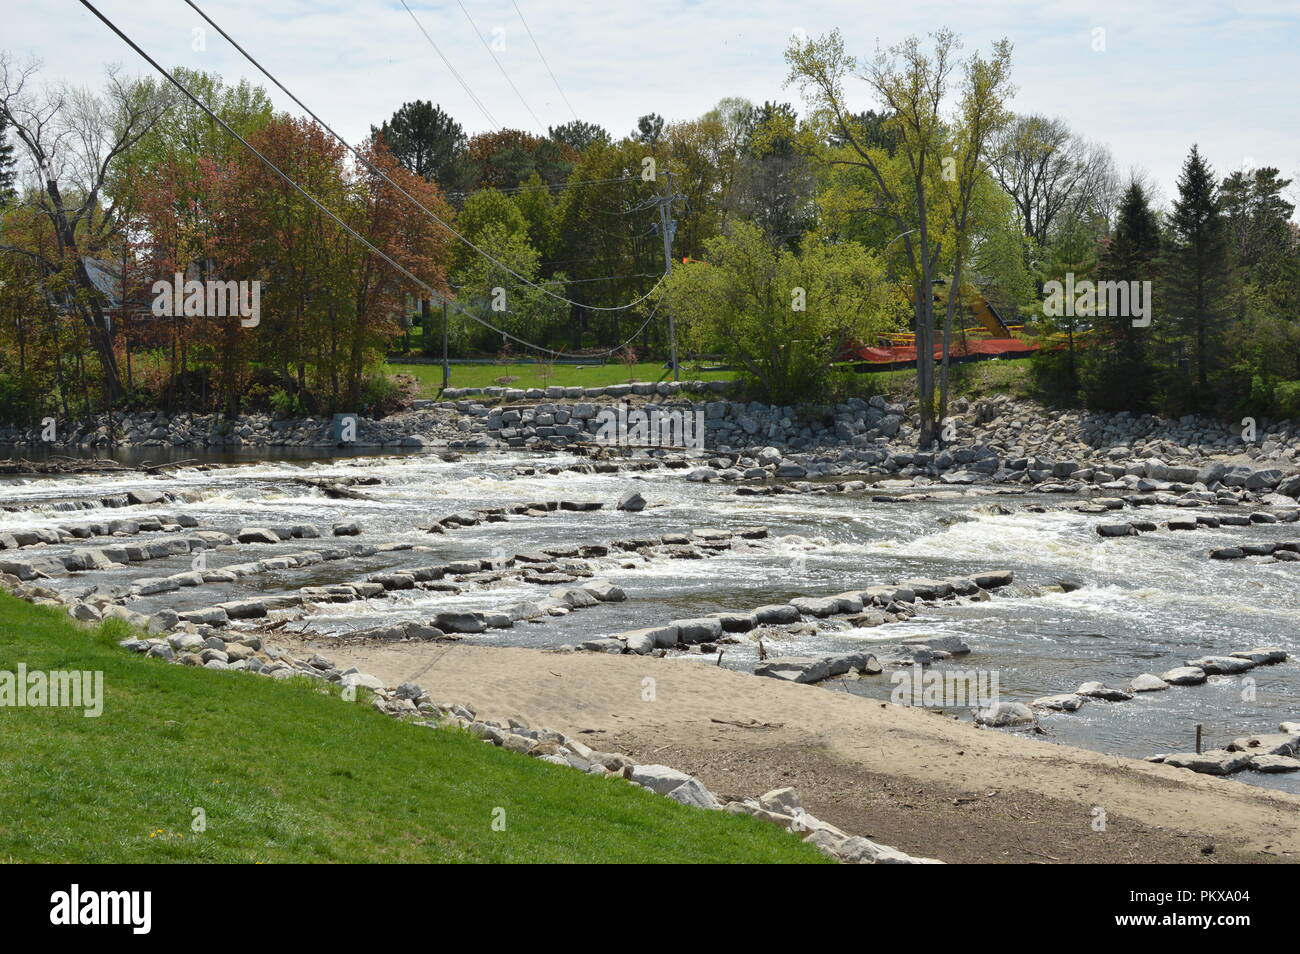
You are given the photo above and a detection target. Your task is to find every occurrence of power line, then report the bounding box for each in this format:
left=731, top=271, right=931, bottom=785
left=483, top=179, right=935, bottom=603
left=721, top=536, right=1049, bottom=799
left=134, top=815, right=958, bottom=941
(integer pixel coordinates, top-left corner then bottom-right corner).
left=397, top=0, right=499, bottom=129
left=512, top=0, right=579, bottom=123
left=454, top=0, right=546, bottom=134
left=79, top=0, right=661, bottom=361
left=182, top=0, right=661, bottom=313
left=442, top=174, right=640, bottom=198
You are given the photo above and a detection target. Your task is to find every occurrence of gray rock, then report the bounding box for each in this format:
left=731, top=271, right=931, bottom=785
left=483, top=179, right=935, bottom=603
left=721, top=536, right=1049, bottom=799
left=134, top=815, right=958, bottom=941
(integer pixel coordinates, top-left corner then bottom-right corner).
left=901, top=634, right=970, bottom=656
left=1249, top=754, right=1300, bottom=773
left=1227, top=733, right=1299, bottom=756
left=1075, top=681, right=1134, bottom=701
left=1161, top=750, right=1251, bottom=775
left=1128, top=673, right=1169, bottom=692
left=1185, top=655, right=1256, bottom=675
left=434, top=611, right=486, bottom=634
left=754, top=656, right=830, bottom=684
left=1032, top=693, right=1086, bottom=712
left=237, top=527, right=280, bottom=544
left=671, top=617, right=723, bottom=643
left=753, top=604, right=801, bottom=624
left=616, top=492, right=646, bottom=512
left=974, top=701, right=1035, bottom=726
left=1160, top=666, right=1208, bottom=685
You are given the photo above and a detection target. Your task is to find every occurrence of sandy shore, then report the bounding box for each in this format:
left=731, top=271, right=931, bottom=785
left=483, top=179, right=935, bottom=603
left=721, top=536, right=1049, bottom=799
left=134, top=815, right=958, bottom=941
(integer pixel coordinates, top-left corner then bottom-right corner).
left=309, top=639, right=1299, bottom=864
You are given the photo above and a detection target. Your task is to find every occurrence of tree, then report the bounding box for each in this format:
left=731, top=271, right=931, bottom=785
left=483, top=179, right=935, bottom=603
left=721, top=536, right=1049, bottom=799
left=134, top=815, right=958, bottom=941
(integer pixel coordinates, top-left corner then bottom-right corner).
left=662, top=221, right=891, bottom=404
left=371, top=100, right=471, bottom=191
left=634, top=113, right=664, bottom=148
left=1079, top=181, right=1160, bottom=411
left=990, top=115, right=1117, bottom=251
left=788, top=28, right=970, bottom=446
left=1163, top=145, right=1229, bottom=398
left=450, top=188, right=564, bottom=354
left=724, top=101, right=818, bottom=249
left=1220, top=166, right=1295, bottom=309
left=548, top=120, right=609, bottom=152
left=0, top=114, right=16, bottom=202
left=552, top=138, right=660, bottom=348
left=1036, top=209, right=1103, bottom=390
left=935, top=39, right=1014, bottom=427
left=0, top=55, right=175, bottom=404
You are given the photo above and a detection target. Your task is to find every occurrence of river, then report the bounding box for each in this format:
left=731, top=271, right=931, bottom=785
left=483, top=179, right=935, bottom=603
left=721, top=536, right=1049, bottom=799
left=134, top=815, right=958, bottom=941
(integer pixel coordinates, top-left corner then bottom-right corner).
left=3, top=448, right=1297, bottom=793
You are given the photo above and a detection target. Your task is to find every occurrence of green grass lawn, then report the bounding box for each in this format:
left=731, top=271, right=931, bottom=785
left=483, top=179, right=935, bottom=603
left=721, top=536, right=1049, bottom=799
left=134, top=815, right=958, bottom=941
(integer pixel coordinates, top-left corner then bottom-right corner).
left=0, top=594, right=827, bottom=863
left=390, top=361, right=738, bottom=397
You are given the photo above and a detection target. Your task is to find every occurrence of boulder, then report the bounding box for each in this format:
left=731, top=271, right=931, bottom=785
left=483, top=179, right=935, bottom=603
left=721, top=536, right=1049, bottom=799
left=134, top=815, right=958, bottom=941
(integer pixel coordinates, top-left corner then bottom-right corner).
left=1128, top=673, right=1169, bottom=692
left=434, top=611, right=487, bottom=634
left=618, top=627, right=671, bottom=654
left=754, top=656, right=830, bottom=684
left=1032, top=693, right=1086, bottom=712
left=1097, top=523, right=1136, bottom=537
left=1075, top=681, right=1134, bottom=701
left=237, top=527, right=280, bottom=544
left=789, top=596, right=845, bottom=617
left=1159, top=666, right=1208, bottom=685
left=1161, top=750, right=1251, bottom=775
left=616, top=492, right=646, bottom=512
left=671, top=617, right=723, bottom=644
left=1185, top=655, right=1256, bottom=675
left=1249, top=755, right=1300, bottom=773
left=1227, top=733, right=1299, bottom=756
left=753, top=604, right=801, bottom=624
left=580, top=579, right=626, bottom=602
left=901, top=634, right=970, bottom=656
left=757, top=787, right=802, bottom=815
left=1230, top=647, right=1287, bottom=665
left=629, top=764, right=698, bottom=796
left=974, top=701, right=1035, bottom=727
left=710, top=611, right=757, bottom=633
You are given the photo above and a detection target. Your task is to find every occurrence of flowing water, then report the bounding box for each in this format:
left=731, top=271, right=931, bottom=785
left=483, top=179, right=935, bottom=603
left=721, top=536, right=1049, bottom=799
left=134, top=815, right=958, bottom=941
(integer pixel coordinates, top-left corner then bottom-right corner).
left=4, top=449, right=1298, bottom=793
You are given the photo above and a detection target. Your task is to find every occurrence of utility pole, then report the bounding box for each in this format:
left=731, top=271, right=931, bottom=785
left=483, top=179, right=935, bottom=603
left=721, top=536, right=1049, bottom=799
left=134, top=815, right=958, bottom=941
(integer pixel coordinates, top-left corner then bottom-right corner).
left=656, top=169, right=684, bottom=381
left=441, top=300, right=450, bottom=389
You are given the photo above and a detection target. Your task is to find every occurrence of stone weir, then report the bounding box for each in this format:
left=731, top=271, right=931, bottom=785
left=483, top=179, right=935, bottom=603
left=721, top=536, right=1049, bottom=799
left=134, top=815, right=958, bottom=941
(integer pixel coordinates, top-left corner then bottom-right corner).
left=598, top=570, right=1014, bottom=660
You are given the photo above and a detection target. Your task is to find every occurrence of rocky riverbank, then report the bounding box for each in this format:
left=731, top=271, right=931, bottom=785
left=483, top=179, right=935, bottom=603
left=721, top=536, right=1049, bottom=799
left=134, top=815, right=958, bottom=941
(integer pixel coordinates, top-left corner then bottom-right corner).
left=6, top=384, right=1299, bottom=481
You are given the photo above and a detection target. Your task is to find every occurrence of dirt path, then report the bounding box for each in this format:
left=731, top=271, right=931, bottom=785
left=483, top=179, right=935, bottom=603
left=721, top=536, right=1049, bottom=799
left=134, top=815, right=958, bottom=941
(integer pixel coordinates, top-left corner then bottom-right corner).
left=310, top=639, right=1299, bottom=864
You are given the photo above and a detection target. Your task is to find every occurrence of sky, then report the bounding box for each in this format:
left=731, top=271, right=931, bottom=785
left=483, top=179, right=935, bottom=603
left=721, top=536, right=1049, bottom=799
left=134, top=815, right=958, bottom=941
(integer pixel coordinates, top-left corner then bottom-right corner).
left=7, top=0, right=1300, bottom=213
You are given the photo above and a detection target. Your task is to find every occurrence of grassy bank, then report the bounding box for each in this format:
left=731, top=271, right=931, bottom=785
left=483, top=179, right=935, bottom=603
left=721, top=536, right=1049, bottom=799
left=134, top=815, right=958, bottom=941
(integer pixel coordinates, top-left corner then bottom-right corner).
left=391, top=360, right=738, bottom=397
left=0, top=594, right=827, bottom=863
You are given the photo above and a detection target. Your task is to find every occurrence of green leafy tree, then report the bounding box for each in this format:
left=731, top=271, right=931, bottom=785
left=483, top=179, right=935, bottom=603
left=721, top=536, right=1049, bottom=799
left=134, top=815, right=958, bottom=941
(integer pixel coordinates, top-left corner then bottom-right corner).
left=451, top=188, right=565, bottom=353
left=662, top=221, right=891, bottom=403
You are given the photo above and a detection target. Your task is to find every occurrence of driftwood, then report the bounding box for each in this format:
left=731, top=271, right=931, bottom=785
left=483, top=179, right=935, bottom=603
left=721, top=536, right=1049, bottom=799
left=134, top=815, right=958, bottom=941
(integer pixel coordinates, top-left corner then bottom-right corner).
left=0, top=456, right=135, bottom=476
left=292, top=477, right=372, bottom=500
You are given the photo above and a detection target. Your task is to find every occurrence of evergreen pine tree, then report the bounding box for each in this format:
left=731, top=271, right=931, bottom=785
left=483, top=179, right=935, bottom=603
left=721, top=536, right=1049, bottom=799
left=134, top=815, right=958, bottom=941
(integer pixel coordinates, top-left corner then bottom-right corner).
left=1164, top=145, right=1229, bottom=398
left=1081, top=182, right=1161, bottom=410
